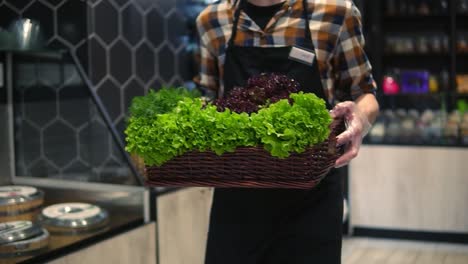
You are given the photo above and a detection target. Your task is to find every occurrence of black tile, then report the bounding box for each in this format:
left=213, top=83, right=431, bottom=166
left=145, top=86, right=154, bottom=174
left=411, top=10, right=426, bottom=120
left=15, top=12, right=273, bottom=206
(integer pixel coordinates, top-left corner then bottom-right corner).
left=171, top=77, right=183, bottom=87
left=146, top=9, right=165, bottom=48
left=97, top=79, right=122, bottom=121
left=177, top=48, right=194, bottom=82
left=89, top=37, right=107, bottom=85
left=135, top=42, right=155, bottom=83
left=123, top=79, right=144, bottom=116
left=17, top=121, right=41, bottom=166
left=27, top=159, right=59, bottom=178
left=79, top=119, right=110, bottom=167
left=158, top=44, right=175, bottom=83
left=94, top=0, right=118, bottom=44
left=46, top=38, right=68, bottom=50
left=155, top=0, right=175, bottom=14
left=0, top=4, right=19, bottom=29
left=43, top=121, right=77, bottom=168
left=38, top=62, right=61, bottom=87
left=149, top=78, right=162, bottom=90
left=111, top=0, right=130, bottom=7
left=57, top=0, right=87, bottom=45
left=63, top=63, right=82, bottom=87
left=76, top=40, right=88, bottom=73
left=59, top=84, right=91, bottom=127
left=109, top=40, right=132, bottom=84
left=22, top=2, right=55, bottom=42
left=5, top=0, right=31, bottom=11
left=62, top=160, right=97, bottom=182
left=115, top=116, right=127, bottom=142
left=134, top=0, right=153, bottom=10
left=167, top=10, right=188, bottom=50
left=14, top=62, right=36, bottom=87
left=98, top=158, right=119, bottom=183
left=122, top=4, right=143, bottom=45
left=23, top=85, right=57, bottom=127
left=99, top=157, right=134, bottom=185
left=43, top=0, right=65, bottom=7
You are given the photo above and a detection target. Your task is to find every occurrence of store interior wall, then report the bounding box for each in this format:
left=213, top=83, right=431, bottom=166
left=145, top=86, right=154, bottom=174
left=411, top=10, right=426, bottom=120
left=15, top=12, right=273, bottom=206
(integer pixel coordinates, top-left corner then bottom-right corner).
left=0, top=0, right=196, bottom=182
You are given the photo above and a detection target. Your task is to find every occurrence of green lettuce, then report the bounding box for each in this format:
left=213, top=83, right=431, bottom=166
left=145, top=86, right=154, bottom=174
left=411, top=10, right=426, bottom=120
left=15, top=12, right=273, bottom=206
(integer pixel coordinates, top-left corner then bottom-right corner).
left=125, top=91, right=332, bottom=166
left=250, top=92, right=332, bottom=158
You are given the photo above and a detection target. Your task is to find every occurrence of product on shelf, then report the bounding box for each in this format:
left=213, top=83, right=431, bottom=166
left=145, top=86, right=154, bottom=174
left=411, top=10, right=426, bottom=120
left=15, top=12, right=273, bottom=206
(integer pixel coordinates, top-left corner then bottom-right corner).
left=385, top=34, right=449, bottom=54
left=385, top=0, right=449, bottom=16
left=0, top=221, right=49, bottom=259
left=382, top=75, right=400, bottom=95
left=401, top=71, right=430, bottom=94
left=458, top=0, right=468, bottom=14
left=457, top=74, right=468, bottom=94
left=0, top=186, right=44, bottom=223
left=39, top=203, right=109, bottom=236
left=382, top=68, right=447, bottom=95
left=366, top=108, right=468, bottom=145
left=457, top=32, right=468, bottom=53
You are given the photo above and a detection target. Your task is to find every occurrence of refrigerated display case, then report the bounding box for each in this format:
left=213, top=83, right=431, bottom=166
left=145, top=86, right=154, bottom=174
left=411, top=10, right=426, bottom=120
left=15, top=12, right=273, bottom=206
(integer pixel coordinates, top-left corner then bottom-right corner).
left=0, top=49, right=152, bottom=264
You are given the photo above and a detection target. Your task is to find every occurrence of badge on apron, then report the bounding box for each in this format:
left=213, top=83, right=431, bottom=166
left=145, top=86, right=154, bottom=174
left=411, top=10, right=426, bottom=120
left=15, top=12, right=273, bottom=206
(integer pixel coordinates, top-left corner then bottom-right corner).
left=288, top=46, right=316, bottom=66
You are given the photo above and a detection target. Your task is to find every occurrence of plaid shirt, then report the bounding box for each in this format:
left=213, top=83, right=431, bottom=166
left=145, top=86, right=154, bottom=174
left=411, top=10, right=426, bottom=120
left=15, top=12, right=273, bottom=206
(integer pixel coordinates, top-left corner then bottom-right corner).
left=196, top=0, right=377, bottom=103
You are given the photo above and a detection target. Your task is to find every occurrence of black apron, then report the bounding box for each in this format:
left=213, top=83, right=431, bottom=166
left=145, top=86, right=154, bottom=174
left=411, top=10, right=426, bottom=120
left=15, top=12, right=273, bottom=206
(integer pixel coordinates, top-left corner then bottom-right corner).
left=205, top=1, right=343, bottom=263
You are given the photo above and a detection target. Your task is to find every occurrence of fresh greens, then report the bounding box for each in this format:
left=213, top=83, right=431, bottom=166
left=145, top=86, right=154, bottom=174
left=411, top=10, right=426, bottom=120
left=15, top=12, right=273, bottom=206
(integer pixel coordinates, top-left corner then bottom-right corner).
left=129, top=87, right=200, bottom=118
left=250, top=92, right=332, bottom=158
left=125, top=90, right=332, bottom=166
left=125, top=98, right=257, bottom=166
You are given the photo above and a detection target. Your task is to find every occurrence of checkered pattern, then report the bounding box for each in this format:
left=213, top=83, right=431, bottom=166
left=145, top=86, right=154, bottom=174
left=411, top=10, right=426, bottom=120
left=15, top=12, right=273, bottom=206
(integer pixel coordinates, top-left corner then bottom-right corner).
left=196, top=0, right=377, bottom=103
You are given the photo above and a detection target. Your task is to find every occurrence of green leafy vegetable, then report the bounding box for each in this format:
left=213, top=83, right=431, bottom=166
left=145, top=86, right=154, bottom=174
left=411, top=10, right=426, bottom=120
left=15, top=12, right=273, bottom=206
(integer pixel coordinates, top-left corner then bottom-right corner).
left=125, top=97, right=257, bottom=166
left=129, top=86, right=200, bottom=118
left=250, top=92, right=332, bottom=158
left=125, top=90, right=332, bottom=166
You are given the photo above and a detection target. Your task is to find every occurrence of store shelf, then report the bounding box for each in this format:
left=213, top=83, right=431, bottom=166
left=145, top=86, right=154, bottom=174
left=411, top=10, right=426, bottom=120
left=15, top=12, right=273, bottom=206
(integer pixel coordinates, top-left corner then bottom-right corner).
left=384, top=15, right=450, bottom=23
left=383, top=53, right=451, bottom=63
left=383, top=15, right=451, bottom=32
left=381, top=93, right=447, bottom=97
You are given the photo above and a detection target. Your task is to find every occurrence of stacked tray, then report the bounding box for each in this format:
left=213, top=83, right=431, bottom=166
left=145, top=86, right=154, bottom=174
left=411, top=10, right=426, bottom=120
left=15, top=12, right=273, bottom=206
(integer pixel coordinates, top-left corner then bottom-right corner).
left=0, top=221, right=49, bottom=259
left=0, top=186, right=44, bottom=222
left=39, top=203, right=109, bottom=235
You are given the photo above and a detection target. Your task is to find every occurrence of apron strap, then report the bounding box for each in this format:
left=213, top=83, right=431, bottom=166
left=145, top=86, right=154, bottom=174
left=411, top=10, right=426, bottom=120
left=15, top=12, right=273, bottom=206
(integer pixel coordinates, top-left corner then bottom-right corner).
left=228, top=0, right=245, bottom=49
left=302, top=0, right=312, bottom=42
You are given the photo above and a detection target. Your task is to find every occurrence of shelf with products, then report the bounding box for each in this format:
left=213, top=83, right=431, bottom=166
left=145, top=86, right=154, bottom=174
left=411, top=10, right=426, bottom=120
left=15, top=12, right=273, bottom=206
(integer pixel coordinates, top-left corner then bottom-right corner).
left=363, top=0, right=468, bottom=147
left=383, top=0, right=450, bottom=17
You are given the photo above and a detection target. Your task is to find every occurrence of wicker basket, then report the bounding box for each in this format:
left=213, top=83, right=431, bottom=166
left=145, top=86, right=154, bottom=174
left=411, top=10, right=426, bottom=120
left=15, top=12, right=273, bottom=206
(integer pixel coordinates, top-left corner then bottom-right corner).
left=145, top=118, right=345, bottom=189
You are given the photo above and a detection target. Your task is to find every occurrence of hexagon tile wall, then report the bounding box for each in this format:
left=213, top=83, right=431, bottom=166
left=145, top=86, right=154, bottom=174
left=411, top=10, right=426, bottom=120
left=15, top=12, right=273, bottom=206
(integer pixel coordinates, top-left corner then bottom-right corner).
left=0, top=0, right=198, bottom=182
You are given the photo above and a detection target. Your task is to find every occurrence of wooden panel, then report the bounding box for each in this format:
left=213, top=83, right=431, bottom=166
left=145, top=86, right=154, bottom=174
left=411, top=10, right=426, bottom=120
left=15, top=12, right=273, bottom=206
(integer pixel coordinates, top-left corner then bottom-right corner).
left=386, top=249, right=419, bottom=264
left=350, top=146, right=468, bottom=232
left=157, top=187, right=213, bottom=264
left=415, top=252, right=447, bottom=264
left=48, top=223, right=156, bottom=264
left=443, top=254, right=468, bottom=264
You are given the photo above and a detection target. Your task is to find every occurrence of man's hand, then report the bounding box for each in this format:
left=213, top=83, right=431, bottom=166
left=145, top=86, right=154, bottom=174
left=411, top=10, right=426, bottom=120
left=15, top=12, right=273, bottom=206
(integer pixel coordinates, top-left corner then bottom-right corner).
left=330, top=94, right=379, bottom=168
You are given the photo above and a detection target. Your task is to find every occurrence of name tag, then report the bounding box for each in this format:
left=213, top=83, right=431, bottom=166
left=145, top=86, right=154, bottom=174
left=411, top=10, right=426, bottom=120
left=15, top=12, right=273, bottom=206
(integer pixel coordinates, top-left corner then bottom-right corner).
left=288, top=46, right=316, bottom=66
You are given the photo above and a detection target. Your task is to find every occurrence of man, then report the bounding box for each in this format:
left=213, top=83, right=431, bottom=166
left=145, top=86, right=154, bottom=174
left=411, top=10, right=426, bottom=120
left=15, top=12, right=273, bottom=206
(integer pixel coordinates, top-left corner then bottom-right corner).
left=196, top=0, right=379, bottom=263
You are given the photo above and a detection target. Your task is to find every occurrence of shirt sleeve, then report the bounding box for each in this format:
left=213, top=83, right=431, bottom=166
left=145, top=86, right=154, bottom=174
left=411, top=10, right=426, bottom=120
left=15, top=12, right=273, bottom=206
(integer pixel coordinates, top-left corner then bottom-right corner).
left=331, top=2, right=377, bottom=101
left=196, top=10, right=220, bottom=93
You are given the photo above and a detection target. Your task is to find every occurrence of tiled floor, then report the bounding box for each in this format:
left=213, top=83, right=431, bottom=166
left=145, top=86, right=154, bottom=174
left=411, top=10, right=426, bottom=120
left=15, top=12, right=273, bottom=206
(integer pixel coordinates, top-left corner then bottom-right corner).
left=342, top=238, right=468, bottom=264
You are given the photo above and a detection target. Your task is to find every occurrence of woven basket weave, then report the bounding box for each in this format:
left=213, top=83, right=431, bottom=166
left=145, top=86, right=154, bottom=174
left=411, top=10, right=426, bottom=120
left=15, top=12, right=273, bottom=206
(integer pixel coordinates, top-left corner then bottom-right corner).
left=145, top=118, right=345, bottom=189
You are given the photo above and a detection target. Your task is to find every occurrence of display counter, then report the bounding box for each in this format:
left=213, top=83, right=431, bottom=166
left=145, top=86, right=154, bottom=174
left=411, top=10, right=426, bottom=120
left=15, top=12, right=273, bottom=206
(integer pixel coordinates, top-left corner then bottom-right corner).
left=349, top=145, right=468, bottom=242
left=0, top=182, right=148, bottom=264
left=0, top=49, right=153, bottom=263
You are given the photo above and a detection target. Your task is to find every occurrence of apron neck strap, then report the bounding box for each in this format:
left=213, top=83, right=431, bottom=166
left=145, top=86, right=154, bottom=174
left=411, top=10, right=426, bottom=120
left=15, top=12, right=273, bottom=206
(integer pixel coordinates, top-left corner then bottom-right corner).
left=302, top=0, right=312, bottom=42
left=228, top=0, right=312, bottom=48
left=228, top=0, right=245, bottom=49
